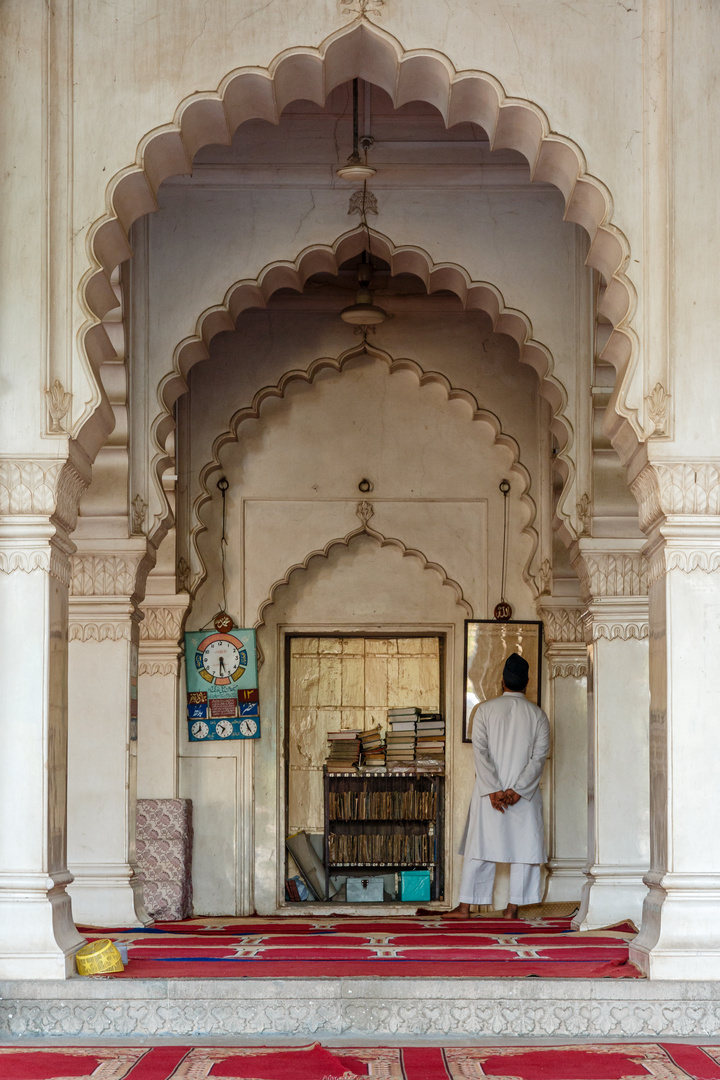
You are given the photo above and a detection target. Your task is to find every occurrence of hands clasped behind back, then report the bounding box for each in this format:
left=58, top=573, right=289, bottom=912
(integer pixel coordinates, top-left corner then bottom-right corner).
left=488, top=788, right=521, bottom=813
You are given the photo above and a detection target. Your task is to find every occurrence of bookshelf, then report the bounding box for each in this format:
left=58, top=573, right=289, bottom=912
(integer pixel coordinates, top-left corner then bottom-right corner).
left=323, top=769, right=444, bottom=901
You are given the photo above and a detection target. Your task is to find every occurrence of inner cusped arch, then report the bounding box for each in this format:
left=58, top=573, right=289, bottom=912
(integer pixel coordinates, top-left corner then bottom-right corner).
left=188, top=342, right=540, bottom=610
left=151, top=229, right=573, bottom=548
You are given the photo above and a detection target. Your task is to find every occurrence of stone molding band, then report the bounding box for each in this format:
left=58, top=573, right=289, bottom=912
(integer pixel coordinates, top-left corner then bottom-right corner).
left=138, top=660, right=178, bottom=676
left=548, top=660, right=588, bottom=678
left=68, top=622, right=133, bottom=642
left=2, top=981, right=720, bottom=1038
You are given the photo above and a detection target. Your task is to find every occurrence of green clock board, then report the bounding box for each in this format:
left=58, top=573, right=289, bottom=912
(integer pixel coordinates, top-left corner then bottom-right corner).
left=184, top=628, right=260, bottom=742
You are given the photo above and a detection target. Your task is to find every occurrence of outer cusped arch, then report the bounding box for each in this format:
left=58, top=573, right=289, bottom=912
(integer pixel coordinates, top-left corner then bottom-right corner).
left=77, top=19, right=640, bottom=468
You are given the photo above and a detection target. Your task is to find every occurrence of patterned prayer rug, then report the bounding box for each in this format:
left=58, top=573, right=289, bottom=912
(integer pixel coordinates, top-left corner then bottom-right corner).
left=3, top=1043, right=720, bottom=1079
left=77, top=915, right=641, bottom=978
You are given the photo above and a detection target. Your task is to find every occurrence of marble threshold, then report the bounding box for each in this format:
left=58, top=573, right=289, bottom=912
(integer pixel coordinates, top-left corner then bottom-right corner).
left=2, top=977, right=720, bottom=1040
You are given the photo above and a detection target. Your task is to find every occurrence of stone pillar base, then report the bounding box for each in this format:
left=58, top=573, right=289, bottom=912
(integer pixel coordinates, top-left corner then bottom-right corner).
left=68, top=864, right=152, bottom=928
left=0, top=872, right=85, bottom=979
left=572, top=864, right=648, bottom=930
left=544, top=859, right=585, bottom=903
left=630, top=873, right=720, bottom=979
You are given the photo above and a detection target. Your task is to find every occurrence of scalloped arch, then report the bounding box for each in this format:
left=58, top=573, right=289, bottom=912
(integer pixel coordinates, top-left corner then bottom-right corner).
left=189, top=341, right=540, bottom=602
left=76, top=18, right=640, bottom=466
left=255, top=524, right=474, bottom=631
left=151, top=226, right=574, bottom=544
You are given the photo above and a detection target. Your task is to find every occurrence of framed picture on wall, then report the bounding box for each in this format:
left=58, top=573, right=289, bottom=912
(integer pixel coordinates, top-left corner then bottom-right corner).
left=463, top=620, right=543, bottom=742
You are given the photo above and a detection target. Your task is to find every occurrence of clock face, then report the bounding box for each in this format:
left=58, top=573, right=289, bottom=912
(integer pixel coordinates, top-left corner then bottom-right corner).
left=239, top=717, right=258, bottom=737
left=202, top=639, right=242, bottom=679
left=191, top=721, right=209, bottom=740
left=215, top=719, right=234, bottom=738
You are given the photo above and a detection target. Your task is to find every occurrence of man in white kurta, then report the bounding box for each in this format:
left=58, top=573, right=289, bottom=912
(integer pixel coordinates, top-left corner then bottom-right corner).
left=453, top=652, right=550, bottom=918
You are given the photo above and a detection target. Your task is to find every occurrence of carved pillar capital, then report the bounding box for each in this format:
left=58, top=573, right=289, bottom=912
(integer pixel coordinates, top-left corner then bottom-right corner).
left=138, top=593, right=191, bottom=676
left=582, top=595, right=649, bottom=642
left=68, top=539, right=157, bottom=641
left=570, top=539, right=648, bottom=604
left=0, top=453, right=91, bottom=585
left=539, top=601, right=587, bottom=678
left=630, top=459, right=720, bottom=532
left=628, top=459, right=720, bottom=586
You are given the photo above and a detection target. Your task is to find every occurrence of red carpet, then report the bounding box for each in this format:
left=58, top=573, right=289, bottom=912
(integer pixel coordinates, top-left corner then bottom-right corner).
left=3, top=1044, right=720, bottom=1079
left=77, top=915, right=641, bottom=978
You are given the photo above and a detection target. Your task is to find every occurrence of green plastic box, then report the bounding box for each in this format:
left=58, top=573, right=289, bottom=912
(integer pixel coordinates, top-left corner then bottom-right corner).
left=400, top=869, right=431, bottom=902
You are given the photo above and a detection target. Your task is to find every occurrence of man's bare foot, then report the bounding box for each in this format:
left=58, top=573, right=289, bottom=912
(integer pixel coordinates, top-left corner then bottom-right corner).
left=444, top=903, right=472, bottom=919
left=502, top=903, right=519, bottom=920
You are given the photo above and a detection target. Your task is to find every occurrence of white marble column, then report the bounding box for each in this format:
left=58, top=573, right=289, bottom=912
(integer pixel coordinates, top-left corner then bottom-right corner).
left=67, top=542, right=152, bottom=927
left=137, top=594, right=189, bottom=799
left=571, top=542, right=650, bottom=930
left=540, top=603, right=588, bottom=902
left=0, top=458, right=88, bottom=977
left=629, top=465, right=720, bottom=977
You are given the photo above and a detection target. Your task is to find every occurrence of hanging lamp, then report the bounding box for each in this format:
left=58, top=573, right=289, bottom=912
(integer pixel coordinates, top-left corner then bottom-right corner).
left=340, top=251, right=387, bottom=326
left=336, top=78, right=376, bottom=182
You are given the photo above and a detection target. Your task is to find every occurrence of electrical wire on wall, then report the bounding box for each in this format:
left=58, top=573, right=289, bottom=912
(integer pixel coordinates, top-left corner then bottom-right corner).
left=217, top=476, right=229, bottom=615
left=198, top=475, right=233, bottom=631
left=494, top=479, right=513, bottom=621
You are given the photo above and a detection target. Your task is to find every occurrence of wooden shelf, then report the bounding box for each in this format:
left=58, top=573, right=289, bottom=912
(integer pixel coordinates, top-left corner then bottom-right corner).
left=323, top=767, right=444, bottom=901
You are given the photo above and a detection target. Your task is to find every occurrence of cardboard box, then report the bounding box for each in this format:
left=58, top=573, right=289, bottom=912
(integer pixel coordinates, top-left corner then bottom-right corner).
left=401, top=869, right=431, bottom=901
left=347, top=876, right=384, bottom=902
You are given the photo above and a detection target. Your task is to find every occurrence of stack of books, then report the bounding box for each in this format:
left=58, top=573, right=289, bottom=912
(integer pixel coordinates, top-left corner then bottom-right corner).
left=359, top=726, right=385, bottom=769
left=415, top=712, right=445, bottom=771
left=326, top=730, right=361, bottom=769
left=385, top=707, right=419, bottom=766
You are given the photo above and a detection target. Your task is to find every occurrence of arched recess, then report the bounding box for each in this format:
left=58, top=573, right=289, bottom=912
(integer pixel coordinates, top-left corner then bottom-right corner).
left=152, top=230, right=570, bottom=545
left=255, top=522, right=474, bottom=631
left=189, top=341, right=540, bottom=599
left=75, top=19, right=641, bottom=475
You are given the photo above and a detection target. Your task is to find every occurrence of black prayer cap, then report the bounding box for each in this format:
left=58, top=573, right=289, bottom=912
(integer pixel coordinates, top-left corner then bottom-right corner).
left=503, top=652, right=529, bottom=691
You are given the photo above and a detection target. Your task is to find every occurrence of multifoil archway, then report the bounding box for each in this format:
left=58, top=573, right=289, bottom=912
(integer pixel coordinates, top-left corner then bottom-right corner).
left=75, top=20, right=641, bottom=477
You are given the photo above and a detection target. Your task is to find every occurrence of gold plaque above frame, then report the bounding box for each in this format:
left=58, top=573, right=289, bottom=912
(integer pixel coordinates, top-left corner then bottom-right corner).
left=463, top=619, right=543, bottom=742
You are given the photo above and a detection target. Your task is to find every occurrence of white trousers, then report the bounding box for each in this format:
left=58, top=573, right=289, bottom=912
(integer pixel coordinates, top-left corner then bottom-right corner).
left=458, top=858, right=541, bottom=906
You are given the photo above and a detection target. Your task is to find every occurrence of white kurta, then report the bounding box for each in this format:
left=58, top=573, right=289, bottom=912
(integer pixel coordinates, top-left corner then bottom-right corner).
left=459, top=691, right=550, bottom=864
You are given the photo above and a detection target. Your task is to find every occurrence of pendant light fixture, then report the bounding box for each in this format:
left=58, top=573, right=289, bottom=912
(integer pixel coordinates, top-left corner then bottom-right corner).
left=340, top=250, right=387, bottom=326
left=337, top=78, right=376, bottom=182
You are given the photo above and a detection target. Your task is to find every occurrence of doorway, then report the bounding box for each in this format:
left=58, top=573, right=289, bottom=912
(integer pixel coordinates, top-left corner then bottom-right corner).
left=284, top=634, right=445, bottom=905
